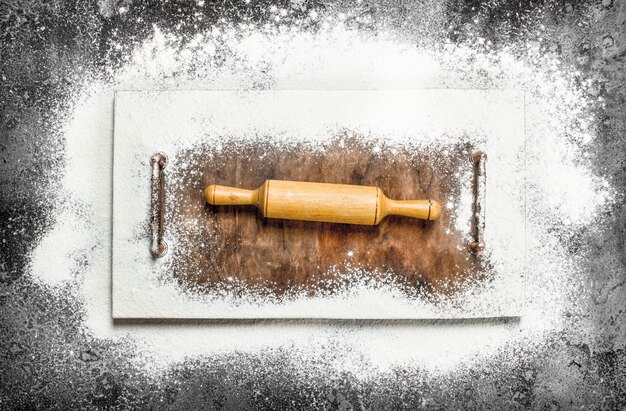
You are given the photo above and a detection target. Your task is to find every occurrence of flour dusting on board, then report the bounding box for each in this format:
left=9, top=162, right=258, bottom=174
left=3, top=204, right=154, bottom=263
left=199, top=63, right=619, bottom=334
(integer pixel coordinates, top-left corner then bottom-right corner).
left=29, top=13, right=613, bottom=375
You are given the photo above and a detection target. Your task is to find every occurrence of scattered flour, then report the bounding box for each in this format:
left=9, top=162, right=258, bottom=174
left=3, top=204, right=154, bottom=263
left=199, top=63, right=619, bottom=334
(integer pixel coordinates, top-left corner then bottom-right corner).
left=29, top=16, right=614, bottom=376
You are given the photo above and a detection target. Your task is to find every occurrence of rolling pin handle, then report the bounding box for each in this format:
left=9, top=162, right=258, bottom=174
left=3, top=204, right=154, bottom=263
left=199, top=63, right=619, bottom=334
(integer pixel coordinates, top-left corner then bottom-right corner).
left=204, top=184, right=258, bottom=206
left=379, top=197, right=441, bottom=222
left=428, top=199, right=441, bottom=221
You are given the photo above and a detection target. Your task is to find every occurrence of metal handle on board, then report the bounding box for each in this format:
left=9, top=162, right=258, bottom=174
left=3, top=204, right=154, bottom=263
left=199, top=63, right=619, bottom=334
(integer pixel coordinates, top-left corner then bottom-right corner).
left=469, top=150, right=486, bottom=253
left=150, top=152, right=168, bottom=258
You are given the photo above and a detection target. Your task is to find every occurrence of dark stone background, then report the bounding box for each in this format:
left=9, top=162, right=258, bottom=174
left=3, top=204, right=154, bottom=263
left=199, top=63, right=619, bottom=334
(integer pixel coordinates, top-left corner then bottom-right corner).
left=1, top=0, right=624, bottom=409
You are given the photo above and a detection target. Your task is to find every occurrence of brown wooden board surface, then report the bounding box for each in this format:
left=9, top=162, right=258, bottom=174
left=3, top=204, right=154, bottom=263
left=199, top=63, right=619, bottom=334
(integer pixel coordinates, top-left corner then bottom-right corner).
left=166, top=135, right=487, bottom=298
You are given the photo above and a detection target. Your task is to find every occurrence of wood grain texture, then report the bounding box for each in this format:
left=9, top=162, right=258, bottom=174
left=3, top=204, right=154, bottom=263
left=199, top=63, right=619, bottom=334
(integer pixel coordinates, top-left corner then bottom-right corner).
left=167, top=136, right=486, bottom=297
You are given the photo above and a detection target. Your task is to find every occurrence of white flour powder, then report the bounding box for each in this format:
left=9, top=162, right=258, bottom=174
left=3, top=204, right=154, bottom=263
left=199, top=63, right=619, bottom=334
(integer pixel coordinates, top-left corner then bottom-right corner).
left=29, top=18, right=613, bottom=375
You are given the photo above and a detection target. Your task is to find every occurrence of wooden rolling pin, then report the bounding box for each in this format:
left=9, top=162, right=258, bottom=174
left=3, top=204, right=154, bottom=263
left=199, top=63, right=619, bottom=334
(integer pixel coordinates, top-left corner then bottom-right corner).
left=204, top=180, right=440, bottom=225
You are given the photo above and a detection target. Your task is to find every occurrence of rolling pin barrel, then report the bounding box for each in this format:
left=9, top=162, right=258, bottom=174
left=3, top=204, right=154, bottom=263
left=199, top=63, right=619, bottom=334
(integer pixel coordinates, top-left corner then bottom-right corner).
left=204, top=180, right=440, bottom=225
